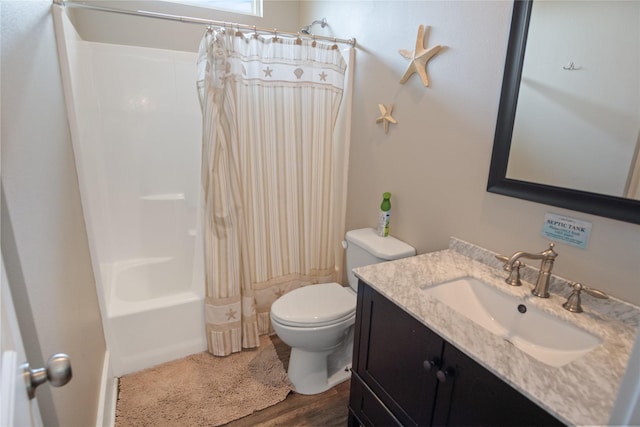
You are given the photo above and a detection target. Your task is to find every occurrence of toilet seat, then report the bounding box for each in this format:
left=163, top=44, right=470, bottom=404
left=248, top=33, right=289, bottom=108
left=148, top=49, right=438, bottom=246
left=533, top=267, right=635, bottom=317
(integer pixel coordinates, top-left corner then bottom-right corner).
left=271, top=283, right=356, bottom=328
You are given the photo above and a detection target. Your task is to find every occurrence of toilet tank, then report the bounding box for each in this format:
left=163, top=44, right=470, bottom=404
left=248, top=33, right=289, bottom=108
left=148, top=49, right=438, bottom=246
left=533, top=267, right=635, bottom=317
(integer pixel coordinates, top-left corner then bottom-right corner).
left=344, top=228, right=416, bottom=291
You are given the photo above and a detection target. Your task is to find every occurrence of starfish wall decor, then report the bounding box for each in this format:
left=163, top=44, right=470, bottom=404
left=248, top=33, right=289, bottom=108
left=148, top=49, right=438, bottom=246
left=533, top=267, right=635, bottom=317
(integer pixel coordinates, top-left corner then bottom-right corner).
left=399, top=24, right=443, bottom=87
left=376, top=104, right=397, bottom=134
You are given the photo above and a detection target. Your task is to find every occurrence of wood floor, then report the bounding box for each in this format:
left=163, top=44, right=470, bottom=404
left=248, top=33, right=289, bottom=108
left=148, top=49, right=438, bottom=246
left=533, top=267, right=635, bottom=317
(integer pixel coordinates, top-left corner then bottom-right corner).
left=223, top=335, right=352, bottom=426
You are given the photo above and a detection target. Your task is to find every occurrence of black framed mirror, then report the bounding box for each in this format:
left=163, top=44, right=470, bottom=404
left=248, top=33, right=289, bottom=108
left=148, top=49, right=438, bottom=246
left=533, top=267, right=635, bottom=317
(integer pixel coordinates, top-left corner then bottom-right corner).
left=487, top=0, right=640, bottom=225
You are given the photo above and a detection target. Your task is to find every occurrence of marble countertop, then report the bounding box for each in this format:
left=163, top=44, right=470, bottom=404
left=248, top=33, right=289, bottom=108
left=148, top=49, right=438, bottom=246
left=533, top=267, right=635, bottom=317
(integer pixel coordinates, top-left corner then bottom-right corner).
left=353, top=238, right=640, bottom=426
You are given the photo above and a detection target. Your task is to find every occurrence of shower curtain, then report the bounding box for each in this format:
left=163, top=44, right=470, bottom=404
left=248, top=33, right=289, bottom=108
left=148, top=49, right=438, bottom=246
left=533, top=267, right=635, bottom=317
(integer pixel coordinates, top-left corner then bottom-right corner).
left=197, top=28, right=354, bottom=356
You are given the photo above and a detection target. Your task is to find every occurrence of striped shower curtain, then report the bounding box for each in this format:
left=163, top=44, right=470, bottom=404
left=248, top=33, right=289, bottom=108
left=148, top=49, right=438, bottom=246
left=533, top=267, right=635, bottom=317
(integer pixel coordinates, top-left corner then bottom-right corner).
left=197, top=28, right=353, bottom=356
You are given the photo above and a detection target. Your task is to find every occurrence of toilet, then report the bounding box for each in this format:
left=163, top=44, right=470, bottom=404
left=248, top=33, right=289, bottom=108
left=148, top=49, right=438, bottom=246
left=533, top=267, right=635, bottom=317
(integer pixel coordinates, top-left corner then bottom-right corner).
left=270, top=227, right=415, bottom=395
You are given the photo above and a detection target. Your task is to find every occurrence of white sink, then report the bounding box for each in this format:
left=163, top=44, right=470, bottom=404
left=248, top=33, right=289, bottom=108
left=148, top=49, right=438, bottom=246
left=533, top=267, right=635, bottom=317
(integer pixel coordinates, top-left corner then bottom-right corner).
left=422, top=277, right=602, bottom=367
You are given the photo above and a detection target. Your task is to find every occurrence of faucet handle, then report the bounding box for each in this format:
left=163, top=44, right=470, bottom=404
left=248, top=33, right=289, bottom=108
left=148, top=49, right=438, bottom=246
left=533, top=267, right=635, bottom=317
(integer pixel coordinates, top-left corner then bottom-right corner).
left=562, top=282, right=609, bottom=313
left=495, top=255, right=524, bottom=286
left=495, top=254, right=526, bottom=268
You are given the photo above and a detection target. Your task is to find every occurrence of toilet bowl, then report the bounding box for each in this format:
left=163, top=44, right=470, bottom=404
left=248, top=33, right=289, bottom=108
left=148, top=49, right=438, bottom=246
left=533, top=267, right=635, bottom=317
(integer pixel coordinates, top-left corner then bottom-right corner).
left=270, top=228, right=415, bottom=395
left=271, top=283, right=356, bottom=395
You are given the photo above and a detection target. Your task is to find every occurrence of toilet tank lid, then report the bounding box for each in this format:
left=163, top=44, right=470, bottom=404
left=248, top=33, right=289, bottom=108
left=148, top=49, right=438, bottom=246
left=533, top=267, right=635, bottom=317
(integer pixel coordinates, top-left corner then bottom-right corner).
left=345, top=228, right=416, bottom=260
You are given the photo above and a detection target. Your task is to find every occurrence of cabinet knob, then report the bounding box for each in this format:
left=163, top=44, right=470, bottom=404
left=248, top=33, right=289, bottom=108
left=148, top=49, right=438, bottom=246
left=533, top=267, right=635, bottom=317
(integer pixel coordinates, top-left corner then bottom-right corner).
left=437, top=367, right=453, bottom=383
left=423, top=357, right=440, bottom=372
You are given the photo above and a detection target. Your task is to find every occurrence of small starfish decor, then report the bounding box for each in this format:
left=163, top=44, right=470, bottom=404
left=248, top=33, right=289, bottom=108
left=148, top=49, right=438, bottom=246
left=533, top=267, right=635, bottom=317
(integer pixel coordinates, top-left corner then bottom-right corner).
left=399, top=24, right=443, bottom=87
left=376, top=104, right=397, bottom=134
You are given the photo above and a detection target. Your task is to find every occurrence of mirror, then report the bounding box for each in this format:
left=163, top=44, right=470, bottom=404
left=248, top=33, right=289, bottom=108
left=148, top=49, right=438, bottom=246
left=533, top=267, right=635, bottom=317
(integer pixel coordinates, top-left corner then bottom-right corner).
left=488, top=0, right=640, bottom=224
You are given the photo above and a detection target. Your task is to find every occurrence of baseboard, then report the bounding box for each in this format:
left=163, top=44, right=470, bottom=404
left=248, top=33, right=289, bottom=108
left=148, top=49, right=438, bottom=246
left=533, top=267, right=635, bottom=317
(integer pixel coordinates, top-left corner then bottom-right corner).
left=95, top=351, right=118, bottom=427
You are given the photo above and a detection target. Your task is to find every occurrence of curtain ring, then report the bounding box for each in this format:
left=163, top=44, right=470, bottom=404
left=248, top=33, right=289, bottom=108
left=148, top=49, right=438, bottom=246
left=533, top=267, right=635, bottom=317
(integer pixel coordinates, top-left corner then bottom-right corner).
left=295, top=32, right=302, bottom=45
left=312, top=35, right=317, bottom=48
left=252, top=25, right=259, bottom=39
left=332, top=37, right=338, bottom=50
left=272, top=28, right=279, bottom=42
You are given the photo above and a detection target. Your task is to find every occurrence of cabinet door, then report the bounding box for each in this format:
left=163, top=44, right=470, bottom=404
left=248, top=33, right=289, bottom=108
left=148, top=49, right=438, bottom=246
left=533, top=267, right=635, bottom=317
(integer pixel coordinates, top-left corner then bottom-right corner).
left=432, top=342, right=564, bottom=427
left=354, top=282, right=443, bottom=426
left=349, top=372, right=402, bottom=427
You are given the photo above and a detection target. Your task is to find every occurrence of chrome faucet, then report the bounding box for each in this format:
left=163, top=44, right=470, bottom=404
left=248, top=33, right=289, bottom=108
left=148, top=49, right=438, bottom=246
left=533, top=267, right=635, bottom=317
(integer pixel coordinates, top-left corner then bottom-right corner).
left=504, top=243, right=558, bottom=298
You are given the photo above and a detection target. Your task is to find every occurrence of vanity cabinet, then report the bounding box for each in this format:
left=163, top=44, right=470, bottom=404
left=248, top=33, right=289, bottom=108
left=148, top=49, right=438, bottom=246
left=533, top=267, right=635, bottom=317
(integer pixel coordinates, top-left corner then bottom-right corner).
left=348, top=281, right=564, bottom=427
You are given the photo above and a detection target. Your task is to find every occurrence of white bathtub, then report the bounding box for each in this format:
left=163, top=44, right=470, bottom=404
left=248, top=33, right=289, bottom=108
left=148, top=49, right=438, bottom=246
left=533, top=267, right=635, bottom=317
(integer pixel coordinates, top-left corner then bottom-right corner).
left=108, top=257, right=205, bottom=376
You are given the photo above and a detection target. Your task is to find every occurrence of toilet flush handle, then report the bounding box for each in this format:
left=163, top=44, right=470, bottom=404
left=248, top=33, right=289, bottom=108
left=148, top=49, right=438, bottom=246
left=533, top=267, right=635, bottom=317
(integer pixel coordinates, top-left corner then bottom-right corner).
left=342, top=240, right=348, bottom=249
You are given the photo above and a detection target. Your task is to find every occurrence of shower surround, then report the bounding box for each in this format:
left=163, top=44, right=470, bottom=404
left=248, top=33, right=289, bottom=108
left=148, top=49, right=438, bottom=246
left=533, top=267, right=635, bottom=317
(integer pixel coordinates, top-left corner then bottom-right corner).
left=54, top=9, right=206, bottom=376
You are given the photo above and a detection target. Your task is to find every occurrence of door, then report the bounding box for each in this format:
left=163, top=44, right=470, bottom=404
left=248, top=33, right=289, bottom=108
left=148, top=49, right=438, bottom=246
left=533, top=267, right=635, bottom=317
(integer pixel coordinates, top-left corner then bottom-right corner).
left=354, top=282, right=442, bottom=426
left=1, top=257, right=44, bottom=427
left=432, top=342, right=563, bottom=426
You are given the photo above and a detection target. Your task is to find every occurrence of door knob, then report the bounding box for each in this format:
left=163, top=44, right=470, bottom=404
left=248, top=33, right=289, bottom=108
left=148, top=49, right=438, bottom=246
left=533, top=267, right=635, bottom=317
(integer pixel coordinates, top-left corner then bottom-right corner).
left=22, top=353, right=72, bottom=399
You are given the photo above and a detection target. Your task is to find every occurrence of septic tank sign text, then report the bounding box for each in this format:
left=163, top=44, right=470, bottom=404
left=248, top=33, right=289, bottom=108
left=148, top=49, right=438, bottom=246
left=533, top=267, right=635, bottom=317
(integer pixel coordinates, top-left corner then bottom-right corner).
left=541, top=213, right=592, bottom=249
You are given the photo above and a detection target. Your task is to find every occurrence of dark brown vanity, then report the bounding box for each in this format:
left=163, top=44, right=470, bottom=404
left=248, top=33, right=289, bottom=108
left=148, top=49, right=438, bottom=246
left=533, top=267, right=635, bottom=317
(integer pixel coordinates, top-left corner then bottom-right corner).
left=348, top=280, right=563, bottom=426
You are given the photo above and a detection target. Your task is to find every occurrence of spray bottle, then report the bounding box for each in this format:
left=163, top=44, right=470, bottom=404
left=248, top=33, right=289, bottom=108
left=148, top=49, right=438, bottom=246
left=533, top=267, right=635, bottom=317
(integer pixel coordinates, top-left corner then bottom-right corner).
left=377, top=192, right=391, bottom=237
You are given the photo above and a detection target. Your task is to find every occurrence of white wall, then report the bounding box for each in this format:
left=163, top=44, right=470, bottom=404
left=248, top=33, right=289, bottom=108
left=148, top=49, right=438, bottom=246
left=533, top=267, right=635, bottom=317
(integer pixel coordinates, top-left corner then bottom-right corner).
left=62, top=33, right=202, bottom=306
left=1, top=2, right=106, bottom=426
left=299, top=1, right=640, bottom=306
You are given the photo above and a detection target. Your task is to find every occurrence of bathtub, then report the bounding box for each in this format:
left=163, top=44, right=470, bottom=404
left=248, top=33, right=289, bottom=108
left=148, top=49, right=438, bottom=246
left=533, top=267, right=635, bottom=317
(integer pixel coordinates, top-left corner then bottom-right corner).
left=108, top=257, right=205, bottom=376
left=53, top=8, right=207, bottom=377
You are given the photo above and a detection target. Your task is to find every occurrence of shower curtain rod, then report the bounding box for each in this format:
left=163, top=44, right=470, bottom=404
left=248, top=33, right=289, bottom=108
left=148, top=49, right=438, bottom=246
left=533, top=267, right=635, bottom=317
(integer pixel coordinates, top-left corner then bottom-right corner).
left=53, top=0, right=357, bottom=47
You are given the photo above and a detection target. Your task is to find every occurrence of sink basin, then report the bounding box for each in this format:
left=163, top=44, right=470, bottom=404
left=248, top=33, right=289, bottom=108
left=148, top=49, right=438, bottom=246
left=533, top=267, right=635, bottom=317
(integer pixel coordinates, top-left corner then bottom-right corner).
left=422, top=277, right=602, bottom=367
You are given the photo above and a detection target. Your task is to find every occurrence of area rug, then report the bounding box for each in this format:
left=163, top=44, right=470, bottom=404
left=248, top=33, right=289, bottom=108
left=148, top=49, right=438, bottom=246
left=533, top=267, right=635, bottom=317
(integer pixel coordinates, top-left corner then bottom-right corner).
left=115, top=336, right=292, bottom=426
